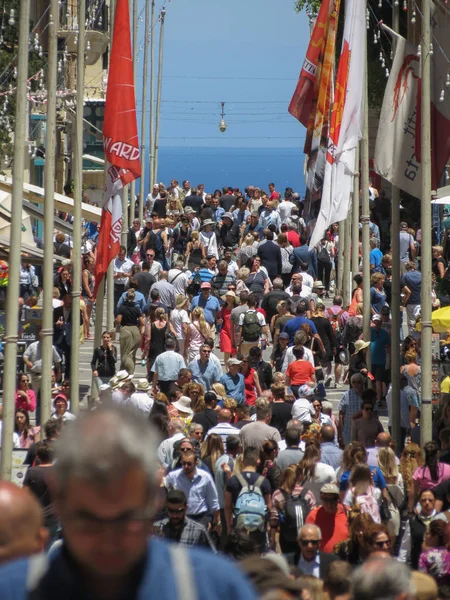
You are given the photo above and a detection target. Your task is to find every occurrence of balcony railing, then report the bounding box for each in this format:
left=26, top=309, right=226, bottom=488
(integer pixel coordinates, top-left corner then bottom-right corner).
left=58, top=1, right=108, bottom=34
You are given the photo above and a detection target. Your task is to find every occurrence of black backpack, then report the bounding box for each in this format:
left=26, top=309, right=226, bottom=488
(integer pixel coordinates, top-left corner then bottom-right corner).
left=186, top=272, right=202, bottom=297
left=280, top=489, right=311, bottom=542
left=242, top=311, right=261, bottom=342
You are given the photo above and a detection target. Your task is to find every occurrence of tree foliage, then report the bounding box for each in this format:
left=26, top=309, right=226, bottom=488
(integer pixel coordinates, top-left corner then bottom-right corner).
left=0, top=0, right=46, bottom=167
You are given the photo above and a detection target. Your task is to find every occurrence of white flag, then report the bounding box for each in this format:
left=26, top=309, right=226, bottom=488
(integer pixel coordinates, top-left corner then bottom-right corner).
left=310, top=0, right=366, bottom=248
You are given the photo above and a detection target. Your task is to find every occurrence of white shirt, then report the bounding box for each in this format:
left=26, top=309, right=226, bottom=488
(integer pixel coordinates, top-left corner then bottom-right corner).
left=205, top=422, right=241, bottom=447
left=114, top=257, right=134, bottom=286
left=298, top=553, right=321, bottom=578
left=199, top=231, right=219, bottom=260
left=291, top=398, right=315, bottom=423
left=127, top=391, right=154, bottom=415
left=170, top=308, right=190, bottom=339
left=51, top=411, right=76, bottom=421
left=302, top=462, right=337, bottom=504
left=282, top=346, right=315, bottom=371
left=301, top=272, right=314, bottom=289
left=238, top=309, right=266, bottom=328
left=278, top=200, right=296, bottom=224
left=168, top=269, right=191, bottom=295
left=0, top=422, right=20, bottom=448
left=148, top=261, right=162, bottom=278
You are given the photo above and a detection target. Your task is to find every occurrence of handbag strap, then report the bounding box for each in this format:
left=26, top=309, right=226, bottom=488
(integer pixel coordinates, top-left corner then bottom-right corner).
left=169, top=544, right=197, bottom=600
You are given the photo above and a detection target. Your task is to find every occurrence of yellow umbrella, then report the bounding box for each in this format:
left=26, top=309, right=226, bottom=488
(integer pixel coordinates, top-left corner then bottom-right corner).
left=416, top=305, right=450, bottom=333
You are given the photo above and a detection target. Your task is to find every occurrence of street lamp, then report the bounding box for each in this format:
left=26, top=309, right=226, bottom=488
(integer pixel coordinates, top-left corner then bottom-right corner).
left=219, top=101, right=227, bottom=132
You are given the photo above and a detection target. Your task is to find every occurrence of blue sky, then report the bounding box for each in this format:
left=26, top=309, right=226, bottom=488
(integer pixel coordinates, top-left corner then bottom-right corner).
left=135, top=0, right=310, bottom=148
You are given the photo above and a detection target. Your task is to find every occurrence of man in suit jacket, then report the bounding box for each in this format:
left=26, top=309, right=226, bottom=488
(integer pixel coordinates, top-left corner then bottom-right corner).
left=287, top=524, right=339, bottom=579
left=53, top=293, right=82, bottom=379
left=257, top=230, right=282, bottom=282
left=291, top=232, right=318, bottom=279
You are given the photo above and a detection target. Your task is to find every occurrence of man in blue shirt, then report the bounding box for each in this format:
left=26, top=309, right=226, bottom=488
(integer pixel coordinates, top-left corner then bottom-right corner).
left=370, top=314, right=391, bottom=405
left=0, top=407, right=257, bottom=600
left=220, top=358, right=245, bottom=404
left=190, top=282, right=220, bottom=327
left=283, top=301, right=325, bottom=357
left=369, top=238, right=383, bottom=273
left=189, top=344, right=223, bottom=391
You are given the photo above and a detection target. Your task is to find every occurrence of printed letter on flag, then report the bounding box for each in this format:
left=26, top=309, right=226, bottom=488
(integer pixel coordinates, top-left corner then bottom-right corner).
left=94, top=0, right=140, bottom=297
left=375, top=12, right=450, bottom=196
left=310, top=0, right=365, bottom=248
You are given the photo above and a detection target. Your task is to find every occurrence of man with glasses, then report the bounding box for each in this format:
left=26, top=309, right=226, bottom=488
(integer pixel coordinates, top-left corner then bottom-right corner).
left=143, top=250, right=162, bottom=279
left=288, top=524, right=339, bottom=578
left=153, top=490, right=216, bottom=552
left=188, top=344, right=222, bottom=392
left=0, top=407, right=256, bottom=599
left=243, top=212, right=264, bottom=241
left=190, top=282, right=220, bottom=331
left=165, top=450, right=220, bottom=532
left=306, top=483, right=349, bottom=553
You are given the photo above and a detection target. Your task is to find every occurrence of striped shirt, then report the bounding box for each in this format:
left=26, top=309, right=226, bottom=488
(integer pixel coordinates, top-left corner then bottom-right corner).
left=205, top=423, right=241, bottom=448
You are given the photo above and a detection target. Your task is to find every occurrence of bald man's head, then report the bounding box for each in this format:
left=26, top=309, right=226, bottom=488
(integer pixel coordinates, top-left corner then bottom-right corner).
left=0, top=481, right=47, bottom=564
left=218, top=409, right=232, bottom=423
left=375, top=432, right=392, bottom=447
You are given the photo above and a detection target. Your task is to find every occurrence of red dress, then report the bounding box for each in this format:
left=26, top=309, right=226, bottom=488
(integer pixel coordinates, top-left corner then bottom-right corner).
left=244, top=367, right=257, bottom=406
left=219, top=306, right=235, bottom=355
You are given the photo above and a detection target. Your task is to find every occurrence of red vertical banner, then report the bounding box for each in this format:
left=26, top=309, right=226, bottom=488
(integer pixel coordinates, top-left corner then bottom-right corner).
left=94, top=0, right=140, bottom=297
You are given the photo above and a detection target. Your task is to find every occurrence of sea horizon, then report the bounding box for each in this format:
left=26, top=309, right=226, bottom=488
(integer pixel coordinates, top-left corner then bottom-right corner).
left=137, top=146, right=306, bottom=196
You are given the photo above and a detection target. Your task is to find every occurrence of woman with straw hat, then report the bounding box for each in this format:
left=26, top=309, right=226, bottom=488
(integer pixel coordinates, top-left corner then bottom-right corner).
left=347, top=340, right=370, bottom=383
left=170, top=295, right=190, bottom=359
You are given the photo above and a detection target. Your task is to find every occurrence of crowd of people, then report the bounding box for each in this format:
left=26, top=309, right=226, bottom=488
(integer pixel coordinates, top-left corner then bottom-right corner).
left=4, top=179, right=449, bottom=598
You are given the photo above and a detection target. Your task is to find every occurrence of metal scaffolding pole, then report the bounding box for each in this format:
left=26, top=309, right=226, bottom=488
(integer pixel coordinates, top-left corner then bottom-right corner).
left=343, top=205, right=352, bottom=307
left=352, top=145, right=360, bottom=278
left=337, top=221, right=345, bottom=295
left=420, top=0, right=433, bottom=445
left=138, top=0, right=150, bottom=221
left=390, top=0, right=401, bottom=451
left=153, top=6, right=166, bottom=182
left=70, top=0, right=86, bottom=414
left=41, top=0, right=58, bottom=428
left=149, top=0, right=155, bottom=189
left=121, top=185, right=128, bottom=246
left=0, top=0, right=30, bottom=480
left=361, top=22, right=371, bottom=353
left=129, top=0, right=138, bottom=226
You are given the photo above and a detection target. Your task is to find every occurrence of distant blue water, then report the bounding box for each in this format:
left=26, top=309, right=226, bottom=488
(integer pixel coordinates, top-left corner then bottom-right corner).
left=137, top=146, right=306, bottom=195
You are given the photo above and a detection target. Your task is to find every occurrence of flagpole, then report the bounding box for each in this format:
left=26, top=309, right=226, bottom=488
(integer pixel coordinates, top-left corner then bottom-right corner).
left=149, top=0, right=155, bottom=190
left=139, top=0, right=150, bottom=221
left=337, top=220, right=345, bottom=294
left=70, top=0, right=86, bottom=414
left=343, top=204, right=351, bottom=307
left=129, top=0, right=138, bottom=227
left=420, top=0, right=433, bottom=445
left=153, top=6, right=166, bottom=182
left=361, top=13, right=371, bottom=357
left=0, top=0, right=30, bottom=481
left=390, top=0, right=401, bottom=451
left=40, top=0, right=58, bottom=427
left=352, top=145, right=360, bottom=278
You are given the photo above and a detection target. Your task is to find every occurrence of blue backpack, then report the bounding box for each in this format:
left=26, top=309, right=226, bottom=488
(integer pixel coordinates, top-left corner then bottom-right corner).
left=233, top=473, right=267, bottom=532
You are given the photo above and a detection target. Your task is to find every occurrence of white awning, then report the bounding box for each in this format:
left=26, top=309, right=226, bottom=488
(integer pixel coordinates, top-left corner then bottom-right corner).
left=0, top=177, right=102, bottom=223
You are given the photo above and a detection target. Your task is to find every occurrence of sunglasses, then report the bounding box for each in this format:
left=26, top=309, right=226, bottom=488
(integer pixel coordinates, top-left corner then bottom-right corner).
left=363, top=406, right=372, bottom=411
left=181, top=462, right=194, bottom=467
left=321, top=496, right=338, bottom=502
left=167, top=506, right=186, bottom=514
left=300, top=539, right=320, bottom=547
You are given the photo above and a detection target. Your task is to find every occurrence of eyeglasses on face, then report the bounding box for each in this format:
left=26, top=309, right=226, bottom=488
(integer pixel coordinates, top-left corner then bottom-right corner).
left=166, top=506, right=186, bottom=514
left=181, top=462, right=194, bottom=467
left=179, top=447, right=192, bottom=452
left=300, top=539, right=320, bottom=547
left=321, top=496, right=338, bottom=503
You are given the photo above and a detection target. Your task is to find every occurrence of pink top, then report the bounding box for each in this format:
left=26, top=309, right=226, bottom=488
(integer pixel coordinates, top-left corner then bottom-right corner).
left=15, top=389, right=37, bottom=413
left=412, top=463, right=450, bottom=490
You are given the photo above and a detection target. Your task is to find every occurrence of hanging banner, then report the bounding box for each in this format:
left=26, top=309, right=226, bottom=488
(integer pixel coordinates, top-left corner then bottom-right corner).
left=94, top=0, right=140, bottom=297
left=310, top=0, right=366, bottom=247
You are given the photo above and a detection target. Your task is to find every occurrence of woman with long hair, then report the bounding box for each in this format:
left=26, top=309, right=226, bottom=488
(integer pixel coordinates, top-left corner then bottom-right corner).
left=269, top=464, right=316, bottom=554
left=334, top=508, right=374, bottom=565
left=343, top=464, right=382, bottom=523
left=338, top=441, right=387, bottom=498
left=246, top=257, right=270, bottom=302
left=186, top=307, right=211, bottom=363
left=181, top=382, right=205, bottom=415
left=400, top=350, right=421, bottom=411
left=54, top=266, right=71, bottom=298
left=145, top=307, right=174, bottom=372
left=419, top=519, right=450, bottom=586
left=348, top=274, right=363, bottom=317
left=363, top=523, right=392, bottom=557
left=400, top=442, right=424, bottom=500
left=170, top=295, right=190, bottom=359
left=311, top=303, right=336, bottom=385
left=235, top=267, right=250, bottom=295
left=408, top=441, right=450, bottom=512
left=240, top=355, right=262, bottom=407
left=277, top=233, right=294, bottom=287
left=296, top=438, right=336, bottom=504
left=14, top=408, right=40, bottom=449
left=218, top=291, right=237, bottom=363
left=378, top=447, right=405, bottom=543
left=257, top=440, right=281, bottom=493
left=81, top=255, right=95, bottom=339
left=148, top=400, right=170, bottom=439
left=200, top=434, right=224, bottom=473
left=15, top=372, right=36, bottom=414
left=237, top=234, right=258, bottom=269
left=186, top=230, right=205, bottom=271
